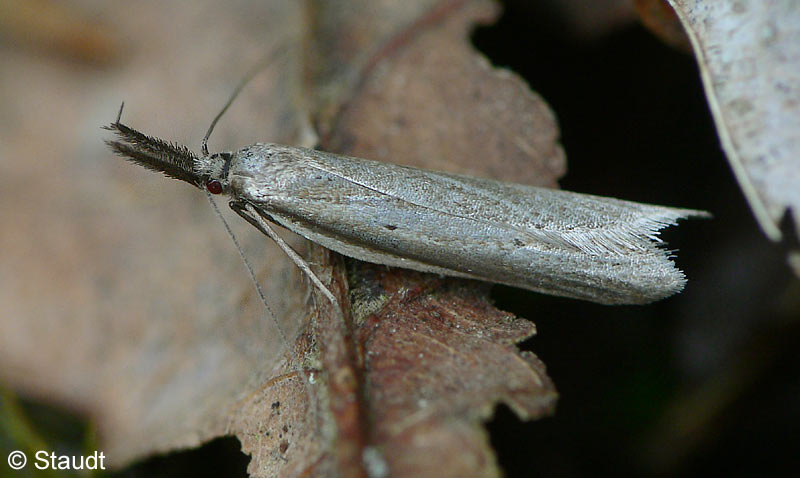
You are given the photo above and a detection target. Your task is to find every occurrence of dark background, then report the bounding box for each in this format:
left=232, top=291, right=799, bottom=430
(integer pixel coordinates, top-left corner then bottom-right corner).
left=477, top=1, right=800, bottom=477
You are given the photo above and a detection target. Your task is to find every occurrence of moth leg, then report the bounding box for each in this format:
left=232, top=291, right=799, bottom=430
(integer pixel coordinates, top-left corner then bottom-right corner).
left=230, top=201, right=340, bottom=308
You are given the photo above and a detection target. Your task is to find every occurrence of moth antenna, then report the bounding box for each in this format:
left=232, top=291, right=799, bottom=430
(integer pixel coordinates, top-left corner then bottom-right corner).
left=202, top=62, right=265, bottom=157
left=201, top=45, right=288, bottom=156
left=204, top=191, right=287, bottom=346
left=205, top=191, right=316, bottom=415
left=115, top=101, right=125, bottom=124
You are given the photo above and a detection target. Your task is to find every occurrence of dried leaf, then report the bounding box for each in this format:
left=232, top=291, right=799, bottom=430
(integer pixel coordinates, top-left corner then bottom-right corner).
left=0, top=0, right=561, bottom=477
left=271, top=1, right=562, bottom=475
left=348, top=262, right=556, bottom=476
left=307, top=0, right=565, bottom=186
left=0, top=0, right=317, bottom=468
left=0, top=0, right=121, bottom=64
left=633, top=0, right=691, bottom=51
left=667, top=0, right=800, bottom=255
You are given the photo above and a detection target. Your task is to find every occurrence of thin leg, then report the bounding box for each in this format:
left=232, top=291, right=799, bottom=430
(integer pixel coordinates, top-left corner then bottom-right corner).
left=211, top=193, right=318, bottom=429
left=231, top=201, right=340, bottom=308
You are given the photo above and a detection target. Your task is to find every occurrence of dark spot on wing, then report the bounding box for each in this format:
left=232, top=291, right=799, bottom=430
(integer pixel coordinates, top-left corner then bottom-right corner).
left=384, top=224, right=398, bottom=231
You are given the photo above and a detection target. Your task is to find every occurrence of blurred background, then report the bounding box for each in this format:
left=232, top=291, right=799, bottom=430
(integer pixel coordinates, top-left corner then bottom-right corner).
left=1, top=0, right=798, bottom=477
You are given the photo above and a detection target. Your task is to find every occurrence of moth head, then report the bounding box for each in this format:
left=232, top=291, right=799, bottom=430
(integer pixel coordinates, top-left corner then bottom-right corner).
left=196, top=151, right=233, bottom=195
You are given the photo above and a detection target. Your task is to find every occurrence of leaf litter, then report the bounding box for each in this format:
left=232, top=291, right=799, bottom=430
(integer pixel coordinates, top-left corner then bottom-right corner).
left=666, top=0, right=800, bottom=274
left=0, top=0, right=562, bottom=477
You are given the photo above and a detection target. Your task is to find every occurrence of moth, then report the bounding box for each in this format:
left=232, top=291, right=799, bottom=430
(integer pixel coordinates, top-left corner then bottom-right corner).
left=104, top=109, right=706, bottom=306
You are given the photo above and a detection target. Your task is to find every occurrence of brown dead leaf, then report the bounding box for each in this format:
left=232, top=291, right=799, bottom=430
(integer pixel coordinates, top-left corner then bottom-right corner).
left=0, top=0, right=562, bottom=477
left=261, top=1, right=562, bottom=476
left=0, top=0, right=122, bottom=64
left=348, top=261, right=556, bottom=476
left=0, top=0, right=319, bottom=469
left=307, top=0, right=565, bottom=186
left=633, top=0, right=691, bottom=52
left=666, top=0, right=800, bottom=266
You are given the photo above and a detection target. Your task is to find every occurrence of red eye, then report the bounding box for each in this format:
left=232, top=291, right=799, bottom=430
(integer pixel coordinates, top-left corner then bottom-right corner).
left=206, top=179, right=223, bottom=194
